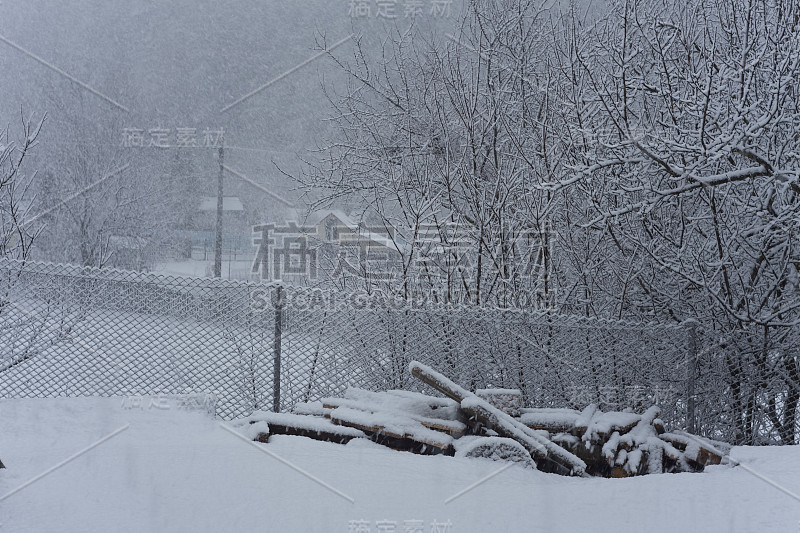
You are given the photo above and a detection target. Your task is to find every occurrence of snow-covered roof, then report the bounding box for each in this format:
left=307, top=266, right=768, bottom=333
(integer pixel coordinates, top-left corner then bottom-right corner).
left=198, top=197, right=244, bottom=212
left=288, top=209, right=408, bottom=253
left=345, top=228, right=405, bottom=253
left=294, top=208, right=358, bottom=228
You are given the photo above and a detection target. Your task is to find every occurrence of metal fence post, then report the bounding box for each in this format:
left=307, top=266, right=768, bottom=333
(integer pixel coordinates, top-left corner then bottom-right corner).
left=685, top=319, right=699, bottom=433
left=273, top=285, right=283, bottom=412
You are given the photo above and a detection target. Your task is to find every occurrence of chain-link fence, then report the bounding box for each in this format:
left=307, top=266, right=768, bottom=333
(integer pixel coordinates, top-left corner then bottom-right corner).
left=2, top=259, right=796, bottom=444
left=0, top=259, right=275, bottom=419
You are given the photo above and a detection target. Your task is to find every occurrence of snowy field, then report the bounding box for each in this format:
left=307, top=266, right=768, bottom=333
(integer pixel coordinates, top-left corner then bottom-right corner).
left=1, top=397, right=798, bottom=533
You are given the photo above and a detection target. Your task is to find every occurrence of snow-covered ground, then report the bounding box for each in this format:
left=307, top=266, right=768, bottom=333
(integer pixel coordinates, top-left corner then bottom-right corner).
left=0, top=300, right=353, bottom=419
left=1, top=397, right=798, bottom=532
left=154, top=259, right=256, bottom=281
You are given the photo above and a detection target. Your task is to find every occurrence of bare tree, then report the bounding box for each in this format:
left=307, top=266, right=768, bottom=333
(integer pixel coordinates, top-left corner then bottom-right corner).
left=32, top=85, right=168, bottom=270
left=304, top=3, right=563, bottom=308
left=0, top=112, right=45, bottom=261
left=306, top=0, right=799, bottom=443
left=0, top=114, right=77, bottom=397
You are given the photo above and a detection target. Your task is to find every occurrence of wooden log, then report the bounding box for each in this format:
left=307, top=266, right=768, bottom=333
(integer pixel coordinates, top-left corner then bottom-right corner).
left=460, top=399, right=546, bottom=457
left=574, top=404, right=598, bottom=436
left=329, top=406, right=455, bottom=453
left=645, top=438, right=664, bottom=474
left=292, top=401, right=331, bottom=417
left=561, top=439, right=609, bottom=477
left=454, top=436, right=536, bottom=469
left=601, top=431, right=623, bottom=465
left=694, top=447, right=722, bottom=466
left=418, top=419, right=466, bottom=438
left=410, top=361, right=586, bottom=476
left=235, top=420, right=271, bottom=443
left=328, top=409, right=405, bottom=439
left=674, top=430, right=733, bottom=455
left=263, top=422, right=360, bottom=445
left=615, top=448, right=628, bottom=466
left=660, top=432, right=722, bottom=467
left=610, top=466, right=630, bottom=478
left=580, top=411, right=642, bottom=442
left=368, top=432, right=454, bottom=456
left=660, top=439, right=684, bottom=462
left=382, top=389, right=461, bottom=410
left=623, top=448, right=648, bottom=476
left=409, top=362, right=471, bottom=402
left=476, top=388, right=523, bottom=416
left=659, top=432, right=688, bottom=451
left=252, top=430, right=270, bottom=443
left=518, top=408, right=580, bottom=432
left=238, top=411, right=366, bottom=445
left=320, top=394, right=467, bottom=438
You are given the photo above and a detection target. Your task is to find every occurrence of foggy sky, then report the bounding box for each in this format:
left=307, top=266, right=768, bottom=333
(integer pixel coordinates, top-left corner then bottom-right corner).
left=0, top=0, right=460, bottom=219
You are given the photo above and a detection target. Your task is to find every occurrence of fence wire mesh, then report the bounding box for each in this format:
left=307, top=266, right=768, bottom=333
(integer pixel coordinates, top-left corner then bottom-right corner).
left=276, top=298, right=690, bottom=423
left=8, top=258, right=797, bottom=445
left=0, top=260, right=277, bottom=419
left=0, top=259, right=694, bottom=427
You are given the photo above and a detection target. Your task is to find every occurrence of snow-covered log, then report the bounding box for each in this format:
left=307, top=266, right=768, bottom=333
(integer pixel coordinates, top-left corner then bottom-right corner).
left=475, top=389, right=523, bottom=416
left=454, top=436, right=536, bottom=469
left=410, top=361, right=587, bottom=476
left=660, top=432, right=724, bottom=467
left=327, top=406, right=455, bottom=453
left=233, top=411, right=366, bottom=445
left=228, top=362, right=729, bottom=479
left=519, top=408, right=581, bottom=432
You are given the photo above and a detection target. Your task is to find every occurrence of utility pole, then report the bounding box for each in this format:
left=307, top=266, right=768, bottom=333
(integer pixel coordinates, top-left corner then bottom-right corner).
left=214, top=143, right=224, bottom=278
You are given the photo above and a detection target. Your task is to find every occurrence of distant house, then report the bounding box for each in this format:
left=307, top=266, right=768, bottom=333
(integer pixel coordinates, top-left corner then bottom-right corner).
left=256, top=209, right=405, bottom=283
left=198, top=196, right=245, bottom=214
left=191, top=196, right=249, bottom=260
left=307, top=210, right=402, bottom=249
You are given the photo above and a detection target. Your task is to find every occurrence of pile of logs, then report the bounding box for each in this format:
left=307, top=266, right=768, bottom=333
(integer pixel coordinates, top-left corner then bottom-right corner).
left=231, top=361, right=727, bottom=478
